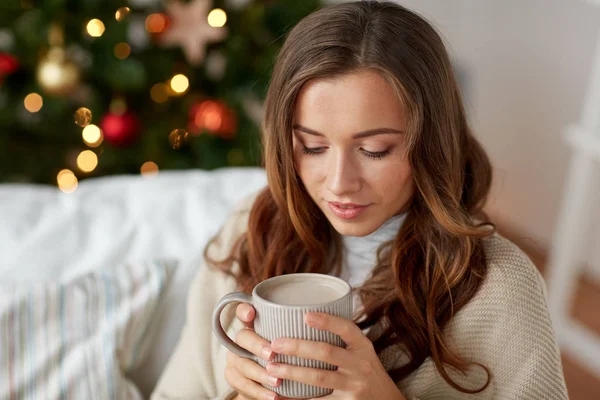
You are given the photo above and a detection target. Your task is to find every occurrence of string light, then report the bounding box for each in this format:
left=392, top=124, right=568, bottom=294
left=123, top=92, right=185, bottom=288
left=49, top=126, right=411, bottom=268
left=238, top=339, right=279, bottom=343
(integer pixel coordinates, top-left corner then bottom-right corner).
left=207, top=8, right=227, bottom=28
left=57, top=169, right=78, bottom=193
left=115, top=7, right=130, bottom=22
left=169, top=74, right=189, bottom=94
left=82, top=124, right=103, bottom=147
left=77, top=150, right=98, bottom=173
left=141, top=161, right=159, bottom=177
left=86, top=19, right=105, bottom=37
left=24, top=93, right=43, bottom=113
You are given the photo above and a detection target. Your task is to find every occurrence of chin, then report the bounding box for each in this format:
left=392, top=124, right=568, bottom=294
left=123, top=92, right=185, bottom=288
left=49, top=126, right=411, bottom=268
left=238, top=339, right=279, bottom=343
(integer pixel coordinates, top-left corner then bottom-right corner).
left=328, top=218, right=379, bottom=237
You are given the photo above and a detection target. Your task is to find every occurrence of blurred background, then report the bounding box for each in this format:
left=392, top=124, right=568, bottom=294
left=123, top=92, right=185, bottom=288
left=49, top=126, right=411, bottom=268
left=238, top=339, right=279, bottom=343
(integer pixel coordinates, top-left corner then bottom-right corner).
left=0, top=0, right=599, bottom=397
left=0, top=0, right=320, bottom=186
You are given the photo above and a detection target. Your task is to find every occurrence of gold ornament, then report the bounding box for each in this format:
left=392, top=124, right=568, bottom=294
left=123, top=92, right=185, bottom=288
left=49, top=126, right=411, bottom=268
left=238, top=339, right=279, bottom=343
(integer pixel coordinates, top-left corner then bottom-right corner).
left=74, top=107, right=92, bottom=127
left=37, top=47, right=80, bottom=96
left=115, top=7, right=131, bottom=22
left=169, top=128, right=189, bottom=149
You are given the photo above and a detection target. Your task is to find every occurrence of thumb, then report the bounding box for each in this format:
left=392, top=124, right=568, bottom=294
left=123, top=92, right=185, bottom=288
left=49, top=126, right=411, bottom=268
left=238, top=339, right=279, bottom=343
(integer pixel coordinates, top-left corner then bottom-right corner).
left=235, top=303, right=256, bottom=329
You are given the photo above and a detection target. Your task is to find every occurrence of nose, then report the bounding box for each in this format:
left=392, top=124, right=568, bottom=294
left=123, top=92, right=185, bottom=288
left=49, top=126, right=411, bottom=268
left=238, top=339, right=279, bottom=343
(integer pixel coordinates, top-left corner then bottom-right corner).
left=327, top=151, right=362, bottom=196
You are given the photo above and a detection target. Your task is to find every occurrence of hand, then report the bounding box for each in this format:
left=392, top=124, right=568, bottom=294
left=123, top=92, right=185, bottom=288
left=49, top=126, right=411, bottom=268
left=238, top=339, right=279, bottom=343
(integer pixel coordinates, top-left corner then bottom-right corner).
left=224, top=303, right=283, bottom=400
left=267, top=312, right=406, bottom=400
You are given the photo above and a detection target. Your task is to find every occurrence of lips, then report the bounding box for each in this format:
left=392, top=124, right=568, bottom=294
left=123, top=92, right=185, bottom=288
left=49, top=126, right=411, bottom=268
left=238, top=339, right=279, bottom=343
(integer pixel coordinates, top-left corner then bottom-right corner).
left=327, top=201, right=370, bottom=220
left=328, top=202, right=366, bottom=208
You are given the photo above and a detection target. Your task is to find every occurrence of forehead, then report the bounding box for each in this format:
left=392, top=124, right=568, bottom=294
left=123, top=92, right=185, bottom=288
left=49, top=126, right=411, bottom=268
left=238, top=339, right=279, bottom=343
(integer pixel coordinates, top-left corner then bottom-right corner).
left=294, top=70, right=406, bottom=132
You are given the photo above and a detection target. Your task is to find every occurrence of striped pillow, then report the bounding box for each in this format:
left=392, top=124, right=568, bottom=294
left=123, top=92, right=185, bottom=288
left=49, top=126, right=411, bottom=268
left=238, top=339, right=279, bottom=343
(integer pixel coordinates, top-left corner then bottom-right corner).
left=0, top=260, right=176, bottom=400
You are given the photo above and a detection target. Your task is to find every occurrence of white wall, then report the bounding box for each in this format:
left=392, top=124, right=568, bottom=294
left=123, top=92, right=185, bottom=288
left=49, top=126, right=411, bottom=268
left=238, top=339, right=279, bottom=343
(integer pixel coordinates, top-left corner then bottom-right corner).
left=330, top=0, right=600, bottom=248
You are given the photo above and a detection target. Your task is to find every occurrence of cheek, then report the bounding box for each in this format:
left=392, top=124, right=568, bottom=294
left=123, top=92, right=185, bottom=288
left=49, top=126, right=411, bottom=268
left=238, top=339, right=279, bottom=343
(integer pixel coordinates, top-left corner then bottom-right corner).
left=296, top=158, right=325, bottom=188
left=368, top=158, right=413, bottom=196
left=293, top=152, right=322, bottom=192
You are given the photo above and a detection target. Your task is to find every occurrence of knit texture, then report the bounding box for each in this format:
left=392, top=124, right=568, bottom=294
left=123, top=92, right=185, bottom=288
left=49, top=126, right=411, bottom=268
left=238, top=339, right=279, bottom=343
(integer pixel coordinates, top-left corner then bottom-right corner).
left=151, top=193, right=568, bottom=400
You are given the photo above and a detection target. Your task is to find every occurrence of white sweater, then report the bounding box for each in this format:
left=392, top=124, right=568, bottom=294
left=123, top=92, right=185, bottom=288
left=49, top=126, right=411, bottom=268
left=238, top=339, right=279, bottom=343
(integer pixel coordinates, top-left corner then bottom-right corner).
left=151, top=192, right=568, bottom=400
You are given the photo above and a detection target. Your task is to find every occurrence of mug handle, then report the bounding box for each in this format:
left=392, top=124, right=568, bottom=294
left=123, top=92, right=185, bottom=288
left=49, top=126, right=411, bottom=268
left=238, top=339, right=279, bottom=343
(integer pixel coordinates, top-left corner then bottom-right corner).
left=212, top=292, right=257, bottom=362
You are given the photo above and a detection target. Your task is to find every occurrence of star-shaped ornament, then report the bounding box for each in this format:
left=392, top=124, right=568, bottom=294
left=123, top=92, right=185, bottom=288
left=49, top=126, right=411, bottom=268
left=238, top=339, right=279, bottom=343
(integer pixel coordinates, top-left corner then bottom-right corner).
left=160, top=0, right=228, bottom=66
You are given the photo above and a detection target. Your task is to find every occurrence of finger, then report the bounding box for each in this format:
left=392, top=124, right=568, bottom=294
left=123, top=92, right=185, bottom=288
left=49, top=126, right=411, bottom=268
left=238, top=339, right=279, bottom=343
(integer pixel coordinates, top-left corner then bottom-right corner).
left=266, top=362, right=350, bottom=391
left=279, top=397, right=318, bottom=400
left=304, top=312, right=367, bottom=349
left=236, top=303, right=256, bottom=328
left=236, top=328, right=277, bottom=361
left=231, top=351, right=282, bottom=388
left=270, top=338, right=353, bottom=368
left=225, top=365, right=280, bottom=400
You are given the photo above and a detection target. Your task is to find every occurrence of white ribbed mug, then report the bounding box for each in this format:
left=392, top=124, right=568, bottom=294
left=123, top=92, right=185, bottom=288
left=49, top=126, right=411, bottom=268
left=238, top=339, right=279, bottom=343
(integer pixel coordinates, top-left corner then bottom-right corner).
left=212, top=273, right=353, bottom=399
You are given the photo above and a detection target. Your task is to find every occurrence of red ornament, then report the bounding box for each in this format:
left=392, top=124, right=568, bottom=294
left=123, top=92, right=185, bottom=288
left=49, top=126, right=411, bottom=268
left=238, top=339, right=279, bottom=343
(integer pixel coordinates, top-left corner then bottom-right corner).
left=0, top=53, right=18, bottom=85
left=188, top=99, right=237, bottom=139
left=100, top=111, right=141, bottom=147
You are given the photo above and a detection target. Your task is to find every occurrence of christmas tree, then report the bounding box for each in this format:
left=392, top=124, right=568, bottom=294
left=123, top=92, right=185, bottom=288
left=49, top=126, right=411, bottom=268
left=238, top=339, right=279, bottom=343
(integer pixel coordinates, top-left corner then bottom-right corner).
left=0, top=0, right=321, bottom=191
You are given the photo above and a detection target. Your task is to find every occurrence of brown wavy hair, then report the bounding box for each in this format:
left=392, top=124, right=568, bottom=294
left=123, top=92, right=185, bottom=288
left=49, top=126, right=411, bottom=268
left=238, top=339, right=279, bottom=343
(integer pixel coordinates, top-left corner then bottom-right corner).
left=207, top=0, right=495, bottom=394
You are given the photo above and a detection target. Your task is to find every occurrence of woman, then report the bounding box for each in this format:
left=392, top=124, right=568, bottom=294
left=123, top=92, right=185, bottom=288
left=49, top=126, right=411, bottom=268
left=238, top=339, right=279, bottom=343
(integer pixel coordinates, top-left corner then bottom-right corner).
left=152, top=2, right=568, bottom=399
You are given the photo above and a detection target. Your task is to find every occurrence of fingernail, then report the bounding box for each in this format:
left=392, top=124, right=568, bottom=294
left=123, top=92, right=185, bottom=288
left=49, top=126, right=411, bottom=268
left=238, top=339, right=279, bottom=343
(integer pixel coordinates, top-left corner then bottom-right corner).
left=244, top=309, right=252, bottom=320
left=267, top=375, right=279, bottom=385
left=261, top=346, right=273, bottom=359
left=264, top=393, right=276, bottom=400
left=271, top=340, right=283, bottom=351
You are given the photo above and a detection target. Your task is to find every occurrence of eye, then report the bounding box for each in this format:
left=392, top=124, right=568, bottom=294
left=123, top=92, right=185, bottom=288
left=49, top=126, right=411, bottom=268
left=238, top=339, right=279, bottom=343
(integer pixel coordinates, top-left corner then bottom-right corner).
left=361, top=149, right=392, bottom=160
left=301, top=146, right=326, bottom=155
left=300, top=146, right=392, bottom=159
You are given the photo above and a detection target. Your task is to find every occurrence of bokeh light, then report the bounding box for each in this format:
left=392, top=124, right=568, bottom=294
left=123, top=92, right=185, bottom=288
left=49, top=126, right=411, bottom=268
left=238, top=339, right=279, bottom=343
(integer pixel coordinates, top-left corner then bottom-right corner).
left=141, top=161, right=159, bottom=177
left=207, top=8, right=227, bottom=28
left=114, top=42, right=131, bottom=59
left=82, top=124, right=103, bottom=147
left=77, top=150, right=98, bottom=173
left=57, top=169, right=78, bottom=193
left=145, top=13, right=169, bottom=33
left=86, top=19, right=105, bottom=37
left=194, top=100, right=222, bottom=131
left=170, top=74, right=189, bottom=94
left=24, top=93, right=43, bottom=112
left=150, top=83, right=170, bottom=103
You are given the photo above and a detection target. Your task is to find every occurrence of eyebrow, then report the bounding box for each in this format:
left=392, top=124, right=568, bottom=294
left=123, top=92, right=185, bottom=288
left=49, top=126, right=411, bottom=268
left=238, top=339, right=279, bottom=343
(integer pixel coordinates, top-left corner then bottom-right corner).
left=292, top=124, right=404, bottom=139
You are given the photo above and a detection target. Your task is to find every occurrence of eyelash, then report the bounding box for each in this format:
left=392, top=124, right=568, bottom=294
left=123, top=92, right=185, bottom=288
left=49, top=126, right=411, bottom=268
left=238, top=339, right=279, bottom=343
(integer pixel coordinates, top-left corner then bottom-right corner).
left=301, top=146, right=391, bottom=160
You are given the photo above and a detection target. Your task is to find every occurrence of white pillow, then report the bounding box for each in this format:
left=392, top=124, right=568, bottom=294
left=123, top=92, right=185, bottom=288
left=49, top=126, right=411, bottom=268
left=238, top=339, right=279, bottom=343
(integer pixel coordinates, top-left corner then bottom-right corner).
left=0, top=259, right=176, bottom=400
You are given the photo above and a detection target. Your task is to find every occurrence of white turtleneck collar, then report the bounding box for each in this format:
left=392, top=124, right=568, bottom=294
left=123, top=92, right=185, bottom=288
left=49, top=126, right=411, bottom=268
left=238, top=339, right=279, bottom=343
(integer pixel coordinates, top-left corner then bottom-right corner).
left=338, top=213, right=407, bottom=289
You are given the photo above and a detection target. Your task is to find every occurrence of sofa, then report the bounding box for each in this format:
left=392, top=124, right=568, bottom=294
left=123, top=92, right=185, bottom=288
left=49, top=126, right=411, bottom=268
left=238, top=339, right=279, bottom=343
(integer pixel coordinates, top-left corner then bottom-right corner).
left=0, top=167, right=268, bottom=399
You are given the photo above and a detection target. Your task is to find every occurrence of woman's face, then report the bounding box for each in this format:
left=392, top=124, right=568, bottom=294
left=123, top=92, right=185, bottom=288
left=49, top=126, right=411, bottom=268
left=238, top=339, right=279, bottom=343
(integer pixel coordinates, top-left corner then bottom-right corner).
left=293, top=70, right=414, bottom=237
